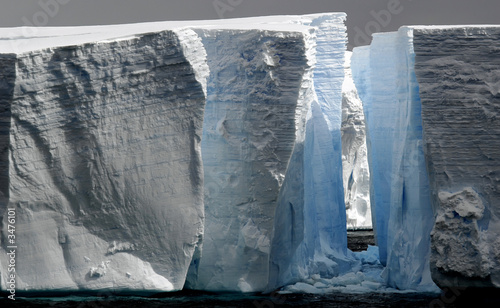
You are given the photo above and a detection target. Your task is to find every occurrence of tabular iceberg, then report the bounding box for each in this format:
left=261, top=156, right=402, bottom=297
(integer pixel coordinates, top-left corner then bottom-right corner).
left=0, top=25, right=208, bottom=293
left=352, top=25, right=500, bottom=292
left=3, top=12, right=498, bottom=296
left=0, top=13, right=355, bottom=294
left=185, top=13, right=353, bottom=292
left=413, top=26, right=500, bottom=288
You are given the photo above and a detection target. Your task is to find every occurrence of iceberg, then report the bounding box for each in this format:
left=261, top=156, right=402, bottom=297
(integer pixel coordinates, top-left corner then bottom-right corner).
left=351, top=28, right=437, bottom=292
left=413, top=26, right=500, bottom=288
left=191, top=21, right=316, bottom=292
left=188, top=13, right=352, bottom=292
left=352, top=25, right=500, bottom=292
left=2, top=13, right=498, bottom=296
left=0, top=13, right=354, bottom=294
left=267, top=13, right=358, bottom=291
left=0, top=24, right=209, bottom=293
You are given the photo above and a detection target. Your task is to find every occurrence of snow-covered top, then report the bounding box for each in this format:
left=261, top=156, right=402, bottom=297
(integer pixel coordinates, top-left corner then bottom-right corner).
left=0, top=13, right=346, bottom=54
left=370, top=25, right=500, bottom=39
left=405, top=25, right=500, bottom=30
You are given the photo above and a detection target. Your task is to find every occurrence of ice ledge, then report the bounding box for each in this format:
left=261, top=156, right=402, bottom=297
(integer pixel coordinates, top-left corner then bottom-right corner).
left=0, top=13, right=345, bottom=54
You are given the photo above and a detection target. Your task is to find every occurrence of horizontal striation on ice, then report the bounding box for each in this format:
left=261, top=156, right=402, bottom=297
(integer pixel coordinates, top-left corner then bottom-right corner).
left=186, top=13, right=353, bottom=293
left=0, top=13, right=367, bottom=295
left=413, top=26, right=500, bottom=288
left=268, top=13, right=357, bottom=291
left=351, top=27, right=437, bottom=292
left=192, top=26, right=312, bottom=293
left=0, top=28, right=208, bottom=293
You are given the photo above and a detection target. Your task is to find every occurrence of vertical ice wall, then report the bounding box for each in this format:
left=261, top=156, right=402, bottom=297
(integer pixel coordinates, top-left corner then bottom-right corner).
left=0, top=29, right=208, bottom=293
left=413, top=26, right=500, bottom=288
left=351, top=28, right=437, bottom=291
left=268, top=13, right=356, bottom=290
left=192, top=27, right=313, bottom=292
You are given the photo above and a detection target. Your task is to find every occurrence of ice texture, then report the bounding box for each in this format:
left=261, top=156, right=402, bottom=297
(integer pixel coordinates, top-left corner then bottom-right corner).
left=192, top=26, right=313, bottom=292
left=351, top=28, right=437, bottom=292
left=268, top=13, right=357, bottom=291
left=181, top=13, right=351, bottom=293
left=413, top=26, right=500, bottom=288
left=342, top=52, right=371, bottom=230
left=0, top=13, right=355, bottom=294
left=0, top=26, right=208, bottom=293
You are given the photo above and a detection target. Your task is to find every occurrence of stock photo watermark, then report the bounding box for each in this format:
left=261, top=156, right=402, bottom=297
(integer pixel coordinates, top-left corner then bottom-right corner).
left=7, top=0, right=72, bottom=54
left=353, top=0, right=413, bottom=46
left=22, top=0, right=72, bottom=27
left=213, top=0, right=243, bottom=19
left=5, top=207, right=17, bottom=301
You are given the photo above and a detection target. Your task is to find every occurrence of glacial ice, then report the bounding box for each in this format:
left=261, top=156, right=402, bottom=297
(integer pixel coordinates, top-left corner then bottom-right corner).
left=342, top=52, right=371, bottom=230
left=351, top=28, right=437, bottom=292
left=191, top=22, right=315, bottom=292
left=267, top=13, right=358, bottom=291
left=0, top=24, right=209, bottom=293
left=413, top=26, right=500, bottom=288
left=189, top=13, right=354, bottom=292
left=2, top=13, right=498, bottom=296
left=352, top=25, right=500, bottom=292
left=0, top=13, right=356, bottom=294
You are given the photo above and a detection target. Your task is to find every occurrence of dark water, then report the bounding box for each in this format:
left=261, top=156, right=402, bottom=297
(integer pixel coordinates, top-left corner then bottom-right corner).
left=347, top=230, right=376, bottom=252
left=3, top=232, right=498, bottom=307
left=2, top=289, right=499, bottom=308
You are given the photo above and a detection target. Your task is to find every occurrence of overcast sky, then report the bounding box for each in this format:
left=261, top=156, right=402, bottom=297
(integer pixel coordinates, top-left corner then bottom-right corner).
left=1, top=0, right=499, bottom=49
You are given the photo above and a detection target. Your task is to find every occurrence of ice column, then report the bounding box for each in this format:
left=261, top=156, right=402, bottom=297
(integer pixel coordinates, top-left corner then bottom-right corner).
left=193, top=27, right=312, bottom=292
left=0, top=29, right=208, bottom=293
left=351, top=28, right=437, bottom=291
left=413, top=26, right=500, bottom=289
left=269, top=13, right=356, bottom=290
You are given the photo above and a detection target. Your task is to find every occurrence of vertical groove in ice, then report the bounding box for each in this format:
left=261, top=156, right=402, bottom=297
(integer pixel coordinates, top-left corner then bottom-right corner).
left=351, top=28, right=437, bottom=291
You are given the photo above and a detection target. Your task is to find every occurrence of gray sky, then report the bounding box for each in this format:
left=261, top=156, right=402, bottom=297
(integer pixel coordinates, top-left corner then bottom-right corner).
left=1, top=0, right=499, bottom=49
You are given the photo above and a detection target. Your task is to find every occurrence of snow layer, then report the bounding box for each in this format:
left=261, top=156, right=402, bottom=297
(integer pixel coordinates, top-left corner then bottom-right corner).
left=413, top=26, right=500, bottom=288
left=351, top=28, right=437, bottom=292
left=341, top=52, right=371, bottom=230
left=0, top=27, right=208, bottom=293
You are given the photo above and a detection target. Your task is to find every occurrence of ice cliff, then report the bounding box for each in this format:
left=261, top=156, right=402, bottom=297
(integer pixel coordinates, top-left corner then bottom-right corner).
left=0, top=24, right=209, bottom=293
left=2, top=13, right=498, bottom=296
left=0, top=14, right=356, bottom=294
left=188, top=13, right=353, bottom=292
left=351, top=28, right=437, bottom=292
left=413, top=27, right=500, bottom=288
left=352, top=25, right=500, bottom=291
